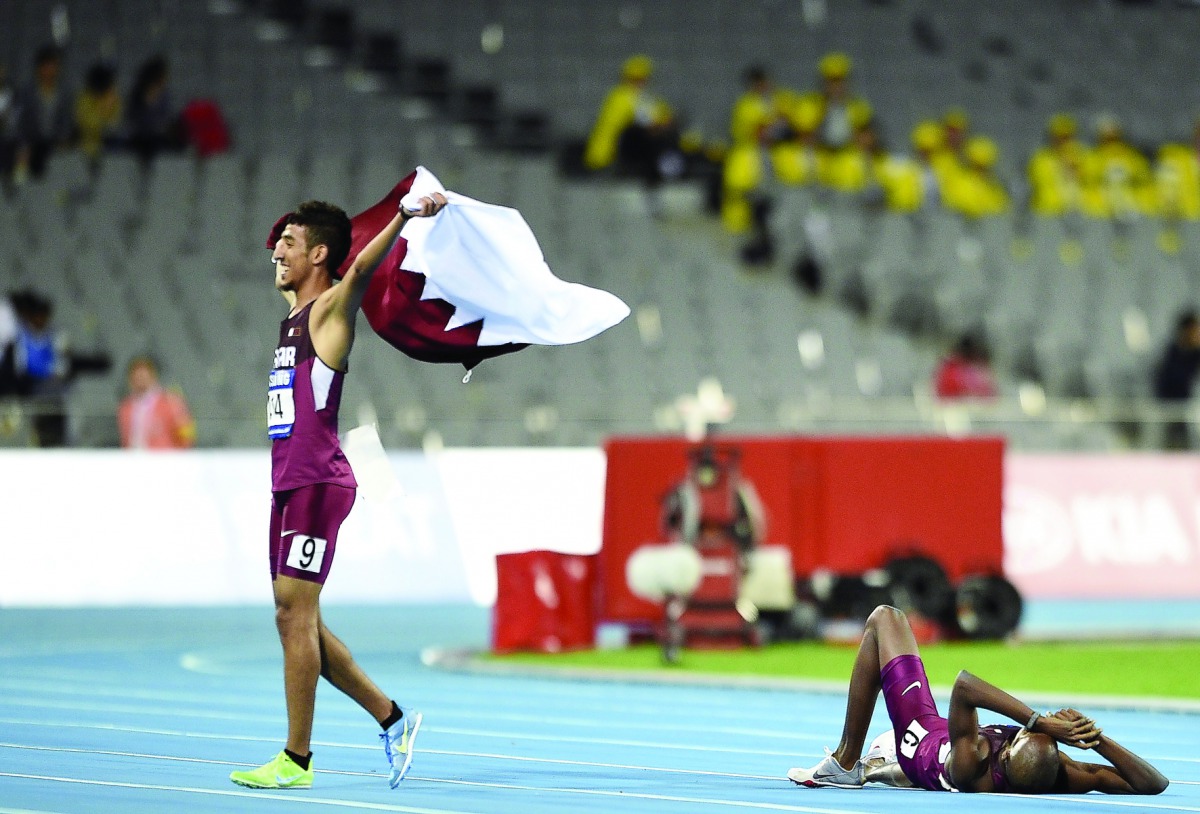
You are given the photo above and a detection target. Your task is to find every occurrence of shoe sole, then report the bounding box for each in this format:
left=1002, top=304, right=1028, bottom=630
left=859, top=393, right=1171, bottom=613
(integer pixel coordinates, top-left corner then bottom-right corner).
left=791, top=777, right=862, bottom=789
left=230, top=777, right=312, bottom=789
left=787, top=769, right=862, bottom=789
left=388, top=712, right=423, bottom=788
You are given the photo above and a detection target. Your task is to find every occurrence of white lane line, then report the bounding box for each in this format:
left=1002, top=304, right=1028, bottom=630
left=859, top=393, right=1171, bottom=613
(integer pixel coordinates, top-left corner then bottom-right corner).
left=399, top=776, right=883, bottom=813
left=2, top=741, right=1193, bottom=810
left=993, top=792, right=1200, bottom=812
left=0, top=774, right=482, bottom=814
left=0, top=808, right=72, bottom=814
left=0, top=681, right=823, bottom=741
left=0, top=742, right=782, bottom=782
left=0, top=770, right=880, bottom=814
left=3, top=714, right=1196, bottom=768
left=0, top=705, right=810, bottom=757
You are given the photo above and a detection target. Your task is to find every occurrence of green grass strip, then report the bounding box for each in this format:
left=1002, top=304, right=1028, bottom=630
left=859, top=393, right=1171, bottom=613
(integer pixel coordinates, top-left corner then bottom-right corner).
left=490, top=640, right=1200, bottom=699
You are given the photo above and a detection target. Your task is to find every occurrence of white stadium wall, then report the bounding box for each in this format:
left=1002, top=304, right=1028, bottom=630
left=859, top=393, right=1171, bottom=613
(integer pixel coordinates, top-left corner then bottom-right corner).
left=1, top=449, right=1198, bottom=607
left=0, top=448, right=606, bottom=607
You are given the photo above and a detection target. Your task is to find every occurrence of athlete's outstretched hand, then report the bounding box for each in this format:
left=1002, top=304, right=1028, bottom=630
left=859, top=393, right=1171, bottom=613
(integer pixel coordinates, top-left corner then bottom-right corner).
left=1040, top=708, right=1102, bottom=750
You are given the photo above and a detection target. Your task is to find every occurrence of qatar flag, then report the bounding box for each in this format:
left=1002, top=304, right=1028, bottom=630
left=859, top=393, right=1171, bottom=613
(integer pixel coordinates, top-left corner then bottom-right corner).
left=267, top=166, right=629, bottom=370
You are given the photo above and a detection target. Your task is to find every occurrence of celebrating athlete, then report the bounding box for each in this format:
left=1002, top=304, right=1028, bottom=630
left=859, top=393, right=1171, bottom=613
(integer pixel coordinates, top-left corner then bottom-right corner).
left=229, top=191, right=446, bottom=790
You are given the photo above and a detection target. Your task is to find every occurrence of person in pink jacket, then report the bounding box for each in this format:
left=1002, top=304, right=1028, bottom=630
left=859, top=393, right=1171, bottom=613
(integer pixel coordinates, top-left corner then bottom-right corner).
left=117, top=355, right=195, bottom=449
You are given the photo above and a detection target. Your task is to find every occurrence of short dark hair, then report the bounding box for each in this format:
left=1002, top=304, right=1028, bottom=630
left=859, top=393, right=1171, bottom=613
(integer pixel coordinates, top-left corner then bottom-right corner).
left=287, top=201, right=352, bottom=274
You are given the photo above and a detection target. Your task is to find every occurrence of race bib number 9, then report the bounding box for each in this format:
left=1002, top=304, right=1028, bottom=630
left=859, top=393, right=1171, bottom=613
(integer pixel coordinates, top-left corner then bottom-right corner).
left=267, top=368, right=296, bottom=439
left=286, top=534, right=328, bottom=573
left=900, top=719, right=929, bottom=760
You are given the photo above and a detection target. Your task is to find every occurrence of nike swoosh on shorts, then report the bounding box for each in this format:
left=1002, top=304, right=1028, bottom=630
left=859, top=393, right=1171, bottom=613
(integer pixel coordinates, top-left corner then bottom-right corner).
left=902, top=680, right=922, bottom=695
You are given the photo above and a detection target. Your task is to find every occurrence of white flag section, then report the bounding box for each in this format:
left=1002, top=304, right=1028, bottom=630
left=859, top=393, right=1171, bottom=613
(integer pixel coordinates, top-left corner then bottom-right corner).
left=399, top=166, right=630, bottom=346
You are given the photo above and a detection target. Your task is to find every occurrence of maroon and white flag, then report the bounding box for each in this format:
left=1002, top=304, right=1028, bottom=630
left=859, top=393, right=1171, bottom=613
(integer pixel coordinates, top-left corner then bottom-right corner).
left=267, top=167, right=629, bottom=370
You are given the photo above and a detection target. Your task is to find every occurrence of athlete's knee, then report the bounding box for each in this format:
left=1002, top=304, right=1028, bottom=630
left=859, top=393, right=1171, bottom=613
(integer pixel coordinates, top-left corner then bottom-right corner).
left=866, top=605, right=908, bottom=633
left=274, top=598, right=319, bottom=640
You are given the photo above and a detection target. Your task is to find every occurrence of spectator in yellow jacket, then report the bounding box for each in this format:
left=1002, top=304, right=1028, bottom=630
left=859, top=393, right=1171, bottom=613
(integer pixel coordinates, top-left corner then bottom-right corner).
left=722, top=102, right=826, bottom=233
left=583, top=55, right=680, bottom=183
left=890, top=120, right=952, bottom=212
left=771, top=97, right=822, bottom=187
left=74, top=62, right=122, bottom=172
left=1080, top=115, right=1154, bottom=219
left=722, top=124, right=772, bottom=233
left=945, top=136, right=1010, bottom=219
left=799, top=52, right=873, bottom=153
left=1156, top=120, right=1200, bottom=221
left=1028, top=113, right=1086, bottom=216
left=730, top=65, right=793, bottom=147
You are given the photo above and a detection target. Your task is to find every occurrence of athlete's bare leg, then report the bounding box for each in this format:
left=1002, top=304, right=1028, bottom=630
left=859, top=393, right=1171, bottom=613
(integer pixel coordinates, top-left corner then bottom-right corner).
left=830, top=605, right=921, bottom=771
left=864, top=761, right=915, bottom=787
left=317, top=617, right=392, bottom=724
left=273, top=575, right=323, bottom=756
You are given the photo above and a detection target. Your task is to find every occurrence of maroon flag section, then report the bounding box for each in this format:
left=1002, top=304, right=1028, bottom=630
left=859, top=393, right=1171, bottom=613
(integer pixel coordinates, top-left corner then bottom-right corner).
left=266, top=172, right=527, bottom=370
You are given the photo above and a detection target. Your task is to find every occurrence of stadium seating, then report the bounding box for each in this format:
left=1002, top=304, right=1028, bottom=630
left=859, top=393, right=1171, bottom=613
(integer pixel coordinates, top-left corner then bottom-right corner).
left=2, top=0, right=1196, bottom=450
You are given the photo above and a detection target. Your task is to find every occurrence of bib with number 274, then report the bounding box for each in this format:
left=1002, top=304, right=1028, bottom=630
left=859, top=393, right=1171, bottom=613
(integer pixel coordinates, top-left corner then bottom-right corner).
left=267, top=368, right=296, bottom=439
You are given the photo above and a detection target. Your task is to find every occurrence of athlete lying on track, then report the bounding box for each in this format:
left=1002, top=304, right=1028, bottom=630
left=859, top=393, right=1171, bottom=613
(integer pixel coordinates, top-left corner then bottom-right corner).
left=788, top=605, right=1169, bottom=795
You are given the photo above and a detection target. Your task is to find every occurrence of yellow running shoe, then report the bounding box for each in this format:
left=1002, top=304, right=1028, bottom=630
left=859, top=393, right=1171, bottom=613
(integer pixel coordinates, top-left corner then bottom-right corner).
left=230, top=751, right=313, bottom=789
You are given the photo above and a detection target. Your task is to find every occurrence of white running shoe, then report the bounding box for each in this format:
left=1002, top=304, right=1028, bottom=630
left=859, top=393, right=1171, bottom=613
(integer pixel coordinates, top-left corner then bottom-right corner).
left=380, top=709, right=422, bottom=788
left=787, top=751, right=865, bottom=788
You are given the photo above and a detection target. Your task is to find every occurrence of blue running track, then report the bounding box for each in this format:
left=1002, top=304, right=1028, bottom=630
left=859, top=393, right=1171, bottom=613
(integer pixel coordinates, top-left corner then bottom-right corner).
left=1, top=606, right=1196, bottom=814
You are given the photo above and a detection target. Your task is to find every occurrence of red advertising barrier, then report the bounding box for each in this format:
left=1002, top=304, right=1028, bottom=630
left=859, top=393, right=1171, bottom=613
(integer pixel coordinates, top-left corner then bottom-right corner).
left=492, top=550, right=597, bottom=653
left=1005, top=455, right=1200, bottom=598
left=600, top=436, right=1005, bottom=624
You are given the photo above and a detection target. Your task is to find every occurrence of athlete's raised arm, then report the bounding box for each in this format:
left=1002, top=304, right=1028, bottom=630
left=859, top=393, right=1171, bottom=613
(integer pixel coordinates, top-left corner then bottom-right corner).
left=311, top=192, right=446, bottom=369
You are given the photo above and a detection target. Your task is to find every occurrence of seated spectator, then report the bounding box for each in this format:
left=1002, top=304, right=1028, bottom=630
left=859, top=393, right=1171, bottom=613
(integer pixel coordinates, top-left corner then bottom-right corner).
left=583, top=54, right=683, bottom=190
left=1153, top=310, right=1200, bottom=450
left=798, top=52, right=873, bottom=154
left=1156, top=119, right=1200, bottom=222
left=74, top=62, right=123, bottom=173
left=125, top=55, right=185, bottom=166
left=1028, top=113, right=1085, bottom=217
left=934, top=333, right=998, bottom=400
left=0, top=291, right=68, bottom=445
left=816, top=114, right=882, bottom=197
left=117, top=355, right=196, bottom=449
left=14, top=44, right=73, bottom=182
left=905, top=120, right=951, bottom=210
left=945, top=136, right=1010, bottom=219
left=1080, top=115, right=1154, bottom=220
left=721, top=122, right=773, bottom=234
left=771, top=98, right=821, bottom=186
left=729, top=65, right=793, bottom=147
left=721, top=101, right=818, bottom=237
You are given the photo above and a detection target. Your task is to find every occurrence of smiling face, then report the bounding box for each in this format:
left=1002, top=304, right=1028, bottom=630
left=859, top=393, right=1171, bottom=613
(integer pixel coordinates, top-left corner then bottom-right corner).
left=271, top=223, right=327, bottom=293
